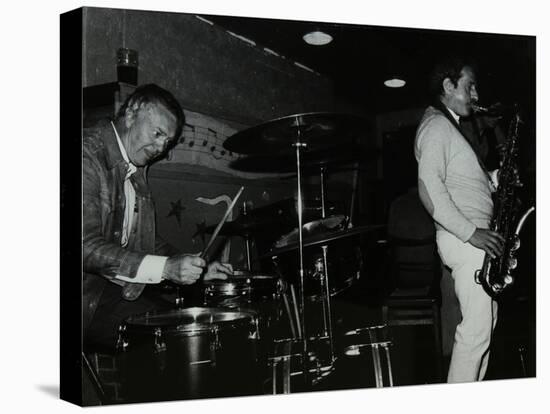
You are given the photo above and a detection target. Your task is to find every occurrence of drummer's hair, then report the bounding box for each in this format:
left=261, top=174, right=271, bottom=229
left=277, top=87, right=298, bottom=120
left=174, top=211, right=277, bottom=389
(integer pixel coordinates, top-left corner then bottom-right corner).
left=116, top=84, right=185, bottom=141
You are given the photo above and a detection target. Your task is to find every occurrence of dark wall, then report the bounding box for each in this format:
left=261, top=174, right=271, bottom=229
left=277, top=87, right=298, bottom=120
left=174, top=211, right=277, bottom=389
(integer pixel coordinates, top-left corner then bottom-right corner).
left=83, top=7, right=335, bottom=125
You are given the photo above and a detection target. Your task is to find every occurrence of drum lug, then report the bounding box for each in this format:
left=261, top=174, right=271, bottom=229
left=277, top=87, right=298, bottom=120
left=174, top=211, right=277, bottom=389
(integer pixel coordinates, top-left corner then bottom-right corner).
left=249, top=317, right=260, bottom=340
left=209, top=326, right=220, bottom=367
left=116, top=324, right=128, bottom=352
left=211, top=326, right=221, bottom=350
left=153, top=327, right=166, bottom=353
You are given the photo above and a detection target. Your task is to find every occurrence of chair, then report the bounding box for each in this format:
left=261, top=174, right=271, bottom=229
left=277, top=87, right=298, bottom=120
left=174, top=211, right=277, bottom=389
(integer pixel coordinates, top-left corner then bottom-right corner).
left=380, top=188, right=444, bottom=381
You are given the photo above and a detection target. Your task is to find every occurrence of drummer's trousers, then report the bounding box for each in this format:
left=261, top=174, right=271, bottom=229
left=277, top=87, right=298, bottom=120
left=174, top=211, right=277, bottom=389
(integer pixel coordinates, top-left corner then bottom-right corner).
left=85, top=282, right=171, bottom=351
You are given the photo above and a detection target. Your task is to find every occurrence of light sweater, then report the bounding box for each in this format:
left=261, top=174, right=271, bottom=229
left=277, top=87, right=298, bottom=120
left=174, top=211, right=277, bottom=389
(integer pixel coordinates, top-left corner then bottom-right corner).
left=414, top=106, right=494, bottom=242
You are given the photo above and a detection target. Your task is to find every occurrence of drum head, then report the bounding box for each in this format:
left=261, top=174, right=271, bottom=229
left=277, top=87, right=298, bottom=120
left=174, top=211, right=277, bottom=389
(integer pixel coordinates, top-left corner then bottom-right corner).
left=124, top=307, right=255, bottom=335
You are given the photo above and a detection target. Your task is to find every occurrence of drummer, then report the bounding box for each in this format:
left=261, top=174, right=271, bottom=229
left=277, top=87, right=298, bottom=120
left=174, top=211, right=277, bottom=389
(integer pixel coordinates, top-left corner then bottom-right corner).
left=83, top=84, right=233, bottom=350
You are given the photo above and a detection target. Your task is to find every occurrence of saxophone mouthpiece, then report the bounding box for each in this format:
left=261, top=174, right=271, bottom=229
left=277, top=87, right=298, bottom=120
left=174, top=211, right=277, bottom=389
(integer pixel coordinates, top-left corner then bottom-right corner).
left=472, top=102, right=514, bottom=116
left=471, top=103, right=489, bottom=113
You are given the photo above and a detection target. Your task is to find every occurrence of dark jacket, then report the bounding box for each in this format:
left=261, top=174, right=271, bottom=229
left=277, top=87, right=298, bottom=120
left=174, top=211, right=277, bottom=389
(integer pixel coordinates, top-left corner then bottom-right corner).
left=82, top=121, right=176, bottom=331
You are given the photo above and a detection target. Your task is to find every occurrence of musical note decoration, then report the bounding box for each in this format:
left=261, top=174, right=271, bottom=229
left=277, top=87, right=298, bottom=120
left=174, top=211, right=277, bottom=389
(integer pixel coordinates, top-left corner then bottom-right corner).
left=166, top=199, right=185, bottom=227
left=175, top=122, right=240, bottom=162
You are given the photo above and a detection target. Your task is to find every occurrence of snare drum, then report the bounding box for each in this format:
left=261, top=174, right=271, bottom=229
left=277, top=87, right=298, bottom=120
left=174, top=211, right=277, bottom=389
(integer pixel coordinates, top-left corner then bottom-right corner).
left=204, top=270, right=280, bottom=307
left=118, top=307, right=261, bottom=401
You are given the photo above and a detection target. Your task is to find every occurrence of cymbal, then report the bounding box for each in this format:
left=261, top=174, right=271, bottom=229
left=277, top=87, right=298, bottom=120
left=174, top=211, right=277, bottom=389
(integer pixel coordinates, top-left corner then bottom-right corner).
left=229, top=145, right=377, bottom=173
left=274, top=215, right=347, bottom=248
left=261, top=223, right=386, bottom=258
left=223, top=112, right=366, bottom=155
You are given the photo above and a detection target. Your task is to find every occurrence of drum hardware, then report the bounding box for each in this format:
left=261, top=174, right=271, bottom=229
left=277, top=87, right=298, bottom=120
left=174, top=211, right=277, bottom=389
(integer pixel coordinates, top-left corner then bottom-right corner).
left=153, top=327, right=166, bottom=353
left=273, top=215, right=347, bottom=249
left=242, top=201, right=253, bottom=271
left=225, top=112, right=367, bottom=383
left=282, top=293, right=298, bottom=339
left=267, top=338, right=335, bottom=394
left=269, top=339, right=301, bottom=394
left=348, top=161, right=360, bottom=228
left=270, top=257, right=299, bottom=339
left=264, top=224, right=385, bottom=258
left=289, top=283, right=302, bottom=339
left=320, top=166, right=327, bottom=218
left=203, top=271, right=281, bottom=306
left=342, top=325, right=394, bottom=388
left=116, top=324, right=128, bottom=351
left=294, top=138, right=308, bottom=358
left=320, top=245, right=335, bottom=363
left=518, top=345, right=527, bottom=377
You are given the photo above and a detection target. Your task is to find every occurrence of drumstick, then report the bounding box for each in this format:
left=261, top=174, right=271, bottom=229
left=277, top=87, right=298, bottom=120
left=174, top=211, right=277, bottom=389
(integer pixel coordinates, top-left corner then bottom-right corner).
left=200, top=186, right=244, bottom=260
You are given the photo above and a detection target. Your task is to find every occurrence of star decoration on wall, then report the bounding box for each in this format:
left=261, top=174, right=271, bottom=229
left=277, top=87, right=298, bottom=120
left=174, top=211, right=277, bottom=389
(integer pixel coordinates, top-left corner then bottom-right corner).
left=166, top=199, right=185, bottom=227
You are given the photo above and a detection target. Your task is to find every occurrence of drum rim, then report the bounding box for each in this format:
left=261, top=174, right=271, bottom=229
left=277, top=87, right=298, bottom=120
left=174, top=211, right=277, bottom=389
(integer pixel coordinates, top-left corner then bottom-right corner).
left=205, top=274, right=278, bottom=284
left=123, top=307, right=257, bottom=335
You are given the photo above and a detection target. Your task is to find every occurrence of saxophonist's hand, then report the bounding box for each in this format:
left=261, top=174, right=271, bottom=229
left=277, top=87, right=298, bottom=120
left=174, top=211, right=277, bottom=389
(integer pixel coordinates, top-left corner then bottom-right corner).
left=468, top=228, right=505, bottom=259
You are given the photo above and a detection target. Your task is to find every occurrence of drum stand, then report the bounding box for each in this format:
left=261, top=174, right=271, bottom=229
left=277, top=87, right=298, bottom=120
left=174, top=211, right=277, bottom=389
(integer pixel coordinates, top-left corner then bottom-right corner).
left=318, top=166, right=335, bottom=363
left=242, top=201, right=253, bottom=271
left=293, top=135, right=309, bottom=380
left=343, top=325, right=394, bottom=387
left=272, top=130, right=339, bottom=389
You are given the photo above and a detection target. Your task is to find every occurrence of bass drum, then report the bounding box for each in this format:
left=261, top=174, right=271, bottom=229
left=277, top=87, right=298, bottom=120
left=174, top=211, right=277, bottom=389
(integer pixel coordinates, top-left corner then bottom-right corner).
left=117, top=307, right=261, bottom=402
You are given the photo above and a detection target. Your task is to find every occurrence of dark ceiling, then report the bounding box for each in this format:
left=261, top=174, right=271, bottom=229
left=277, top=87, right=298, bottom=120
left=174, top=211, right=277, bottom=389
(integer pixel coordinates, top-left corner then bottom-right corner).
left=202, top=13, right=536, bottom=115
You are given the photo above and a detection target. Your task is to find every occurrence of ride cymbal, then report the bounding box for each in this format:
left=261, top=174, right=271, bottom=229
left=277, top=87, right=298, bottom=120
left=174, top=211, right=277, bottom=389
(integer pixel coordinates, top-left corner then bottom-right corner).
left=223, top=112, right=366, bottom=155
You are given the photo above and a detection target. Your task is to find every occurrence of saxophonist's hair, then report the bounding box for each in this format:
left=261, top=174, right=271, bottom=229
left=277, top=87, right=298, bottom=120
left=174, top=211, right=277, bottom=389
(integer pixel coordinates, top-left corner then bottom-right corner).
left=429, top=56, right=478, bottom=101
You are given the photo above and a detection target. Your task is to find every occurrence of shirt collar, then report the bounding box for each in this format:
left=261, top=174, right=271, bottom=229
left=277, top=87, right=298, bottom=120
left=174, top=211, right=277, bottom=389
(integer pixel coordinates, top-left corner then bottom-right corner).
left=111, top=121, right=137, bottom=179
left=446, top=106, right=460, bottom=123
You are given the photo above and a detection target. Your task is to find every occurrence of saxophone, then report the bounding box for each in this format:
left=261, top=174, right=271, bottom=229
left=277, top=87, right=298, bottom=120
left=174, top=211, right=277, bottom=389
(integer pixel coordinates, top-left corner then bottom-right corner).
left=473, top=104, right=535, bottom=297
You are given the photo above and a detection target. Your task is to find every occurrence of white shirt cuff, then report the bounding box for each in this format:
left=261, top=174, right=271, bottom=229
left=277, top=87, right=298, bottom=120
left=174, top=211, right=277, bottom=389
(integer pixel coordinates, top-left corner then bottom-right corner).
left=115, top=255, right=168, bottom=284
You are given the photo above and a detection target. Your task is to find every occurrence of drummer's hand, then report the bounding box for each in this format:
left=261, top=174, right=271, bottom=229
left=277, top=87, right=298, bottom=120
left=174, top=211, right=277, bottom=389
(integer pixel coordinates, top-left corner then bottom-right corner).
left=204, top=262, right=233, bottom=281
left=162, top=254, right=206, bottom=285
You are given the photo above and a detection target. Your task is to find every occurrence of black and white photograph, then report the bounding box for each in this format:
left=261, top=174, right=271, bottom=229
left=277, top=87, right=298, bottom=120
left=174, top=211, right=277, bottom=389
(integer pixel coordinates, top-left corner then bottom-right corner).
left=4, top=1, right=547, bottom=412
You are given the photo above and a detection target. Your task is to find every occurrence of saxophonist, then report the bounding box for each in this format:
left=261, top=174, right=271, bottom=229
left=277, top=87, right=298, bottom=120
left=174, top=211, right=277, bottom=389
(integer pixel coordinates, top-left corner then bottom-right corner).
left=414, top=57, right=505, bottom=383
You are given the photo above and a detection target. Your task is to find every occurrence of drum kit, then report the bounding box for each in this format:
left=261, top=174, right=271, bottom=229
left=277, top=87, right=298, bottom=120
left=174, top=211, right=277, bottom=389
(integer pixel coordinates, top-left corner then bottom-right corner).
left=116, top=113, right=393, bottom=401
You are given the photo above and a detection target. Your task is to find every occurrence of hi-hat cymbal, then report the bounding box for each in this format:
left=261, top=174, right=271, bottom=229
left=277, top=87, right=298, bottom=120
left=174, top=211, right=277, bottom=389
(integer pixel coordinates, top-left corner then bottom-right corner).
left=261, top=223, right=386, bottom=258
left=223, top=112, right=366, bottom=155
left=274, top=215, right=347, bottom=248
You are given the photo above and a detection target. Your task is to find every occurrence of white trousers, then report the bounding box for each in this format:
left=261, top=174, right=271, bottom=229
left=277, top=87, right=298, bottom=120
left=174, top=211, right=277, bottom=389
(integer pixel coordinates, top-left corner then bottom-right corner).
left=436, top=230, right=498, bottom=383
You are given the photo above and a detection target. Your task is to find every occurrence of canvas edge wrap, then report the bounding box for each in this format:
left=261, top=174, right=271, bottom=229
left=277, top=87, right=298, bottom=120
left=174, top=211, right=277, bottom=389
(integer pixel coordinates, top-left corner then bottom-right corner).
left=60, top=7, right=84, bottom=406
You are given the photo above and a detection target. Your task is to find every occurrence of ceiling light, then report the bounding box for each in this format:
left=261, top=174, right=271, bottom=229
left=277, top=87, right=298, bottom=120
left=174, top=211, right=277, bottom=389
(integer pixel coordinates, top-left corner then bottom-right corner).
left=303, top=31, right=333, bottom=46
left=384, top=78, right=406, bottom=88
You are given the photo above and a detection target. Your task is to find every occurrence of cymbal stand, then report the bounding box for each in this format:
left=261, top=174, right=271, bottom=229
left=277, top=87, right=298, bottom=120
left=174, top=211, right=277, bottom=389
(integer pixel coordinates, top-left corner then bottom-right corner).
left=318, top=165, right=335, bottom=363
left=348, top=161, right=360, bottom=229
left=320, top=245, right=336, bottom=363
left=242, top=201, right=252, bottom=271
left=320, top=166, right=327, bottom=219
left=292, top=119, right=308, bottom=381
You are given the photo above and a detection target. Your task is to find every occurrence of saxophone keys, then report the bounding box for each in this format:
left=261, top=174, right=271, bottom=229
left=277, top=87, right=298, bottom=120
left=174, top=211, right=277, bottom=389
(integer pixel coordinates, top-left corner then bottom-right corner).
left=510, top=236, right=521, bottom=251
left=504, top=274, right=514, bottom=285
left=507, top=257, right=518, bottom=270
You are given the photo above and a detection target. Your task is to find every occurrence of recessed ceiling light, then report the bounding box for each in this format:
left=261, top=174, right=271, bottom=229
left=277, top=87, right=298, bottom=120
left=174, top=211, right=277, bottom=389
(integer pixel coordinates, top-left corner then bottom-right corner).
left=384, top=78, right=406, bottom=88
left=303, top=31, right=333, bottom=46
